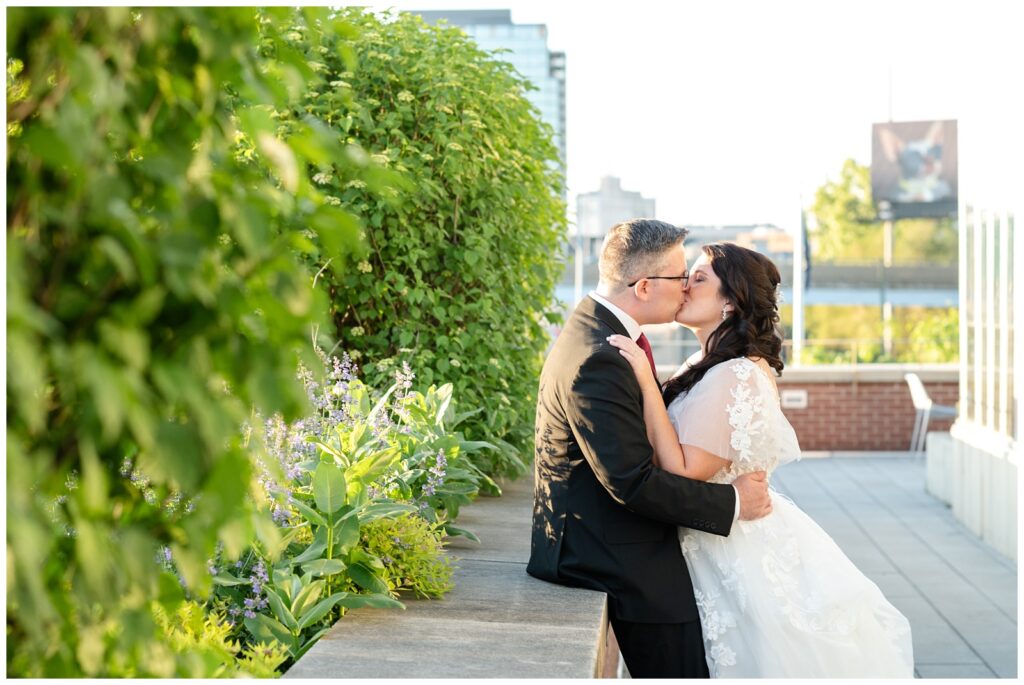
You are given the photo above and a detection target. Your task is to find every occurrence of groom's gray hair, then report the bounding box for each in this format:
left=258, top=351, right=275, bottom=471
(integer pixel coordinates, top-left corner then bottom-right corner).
left=598, top=218, right=689, bottom=292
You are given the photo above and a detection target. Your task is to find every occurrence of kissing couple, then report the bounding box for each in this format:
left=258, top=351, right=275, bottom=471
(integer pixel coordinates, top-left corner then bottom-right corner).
left=527, top=219, right=913, bottom=678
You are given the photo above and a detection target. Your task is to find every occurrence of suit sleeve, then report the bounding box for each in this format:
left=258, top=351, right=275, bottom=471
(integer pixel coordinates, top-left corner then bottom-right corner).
left=565, top=346, right=736, bottom=536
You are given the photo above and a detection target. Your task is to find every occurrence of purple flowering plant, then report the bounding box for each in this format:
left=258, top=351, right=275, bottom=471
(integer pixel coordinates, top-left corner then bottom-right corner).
left=111, top=346, right=493, bottom=667
left=208, top=347, right=492, bottom=663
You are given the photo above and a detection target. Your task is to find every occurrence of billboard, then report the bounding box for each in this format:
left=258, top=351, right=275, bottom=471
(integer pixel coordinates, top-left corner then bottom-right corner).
left=871, top=119, right=957, bottom=219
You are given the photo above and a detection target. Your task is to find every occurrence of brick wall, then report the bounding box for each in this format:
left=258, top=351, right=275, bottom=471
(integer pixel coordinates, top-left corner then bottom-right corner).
left=776, top=367, right=959, bottom=452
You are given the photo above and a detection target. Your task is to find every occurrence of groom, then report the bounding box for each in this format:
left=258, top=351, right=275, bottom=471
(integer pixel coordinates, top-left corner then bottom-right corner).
left=527, top=218, right=772, bottom=678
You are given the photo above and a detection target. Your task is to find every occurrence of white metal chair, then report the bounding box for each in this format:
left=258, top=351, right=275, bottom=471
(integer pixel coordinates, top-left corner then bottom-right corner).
left=904, top=372, right=957, bottom=454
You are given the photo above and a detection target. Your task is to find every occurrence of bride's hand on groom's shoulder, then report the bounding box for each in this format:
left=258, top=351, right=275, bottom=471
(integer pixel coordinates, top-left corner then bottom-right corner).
left=735, top=471, right=772, bottom=520
left=607, top=334, right=650, bottom=384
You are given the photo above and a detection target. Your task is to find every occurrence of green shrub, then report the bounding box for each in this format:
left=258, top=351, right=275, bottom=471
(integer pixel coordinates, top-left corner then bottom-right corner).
left=362, top=514, right=455, bottom=598
left=6, top=7, right=377, bottom=676
left=278, top=8, right=567, bottom=479
left=152, top=601, right=289, bottom=678
left=905, top=307, right=958, bottom=362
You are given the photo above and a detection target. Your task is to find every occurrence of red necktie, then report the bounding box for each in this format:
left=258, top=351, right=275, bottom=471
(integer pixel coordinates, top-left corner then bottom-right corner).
left=636, top=333, right=658, bottom=380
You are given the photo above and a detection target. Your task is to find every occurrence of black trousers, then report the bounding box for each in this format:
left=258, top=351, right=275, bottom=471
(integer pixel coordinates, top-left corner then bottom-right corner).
left=610, top=612, right=710, bottom=679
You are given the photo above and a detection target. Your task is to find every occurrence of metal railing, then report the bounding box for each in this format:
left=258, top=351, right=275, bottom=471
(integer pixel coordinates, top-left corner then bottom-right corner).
left=648, top=337, right=956, bottom=368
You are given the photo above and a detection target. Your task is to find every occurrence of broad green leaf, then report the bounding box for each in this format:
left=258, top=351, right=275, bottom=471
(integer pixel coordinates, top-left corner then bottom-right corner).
left=345, top=447, right=399, bottom=485
left=312, top=461, right=347, bottom=514
left=332, top=513, right=360, bottom=556
left=458, top=440, right=499, bottom=453
left=80, top=348, right=124, bottom=445
left=294, top=626, right=332, bottom=660
left=356, top=501, right=418, bottom=524
left=78, top=439, right=108, bottom=516
left=442, top=523, right=480, bottom=543
left=291, top=579, right=325, bottom=619
left=335, top=593, right=404, bottom=610
left=290, top=526, right=328, bottom=565
left=97, top=319, right=149, bottom=370
left=313, top=439, right=345, bottom=462
left=347, top=562, right=389, bottom=595
left=300, top=558, right=347, bottom=578
left=433, top=383, right=454, bottom=425
left=272, top=567, right=293, bottom=592
left=450, top=406, right=484, bottom=428
left=296, top=592, right=348, bottom=630
left=265, top=588, right=299, bottom=631
left=291, top=499, right=327, bottom=528
left=244, top=614, right=297, bottom=654
left=436, top=482, right=478, bottom=496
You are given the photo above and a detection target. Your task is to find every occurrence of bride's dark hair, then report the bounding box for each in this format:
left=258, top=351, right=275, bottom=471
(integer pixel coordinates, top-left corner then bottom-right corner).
left=662, top=242, right=785, bottom=407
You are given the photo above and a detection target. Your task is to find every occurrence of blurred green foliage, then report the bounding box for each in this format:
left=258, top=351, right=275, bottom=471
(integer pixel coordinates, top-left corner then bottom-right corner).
left=152, top=601, right=289, bottom=677
left=810, top=158, right=956, bottom=264
left=278, top=9, right=567, bottom=480
left=6, top=7, right=376, bottom=676
left=904, top=306, right=959, bottom=363
left=796, top=305, right=958, bottom=363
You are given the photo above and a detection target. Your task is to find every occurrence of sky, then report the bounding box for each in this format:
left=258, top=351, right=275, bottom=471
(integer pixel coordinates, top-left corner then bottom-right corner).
left=366, top=1, right=1022, bottom=232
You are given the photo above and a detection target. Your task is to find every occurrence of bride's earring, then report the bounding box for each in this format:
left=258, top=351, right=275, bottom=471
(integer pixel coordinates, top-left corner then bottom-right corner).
left=721, top=308, right=729, bottom=321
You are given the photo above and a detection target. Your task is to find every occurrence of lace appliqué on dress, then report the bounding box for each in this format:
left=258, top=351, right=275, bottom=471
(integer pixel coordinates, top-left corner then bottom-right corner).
left=693, top=586, right=738, bottom=675
left=726, top=359, right=769, bottom=470
left=760, top=506, right=859, bottom=636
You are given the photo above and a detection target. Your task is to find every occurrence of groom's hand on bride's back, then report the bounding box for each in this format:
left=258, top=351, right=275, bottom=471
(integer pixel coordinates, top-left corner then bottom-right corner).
left=734, top=471, right=772, bottom=520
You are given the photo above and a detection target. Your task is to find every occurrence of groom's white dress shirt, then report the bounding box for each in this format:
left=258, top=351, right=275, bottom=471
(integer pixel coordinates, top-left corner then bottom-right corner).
left=589, top=292, right=741, bottom=525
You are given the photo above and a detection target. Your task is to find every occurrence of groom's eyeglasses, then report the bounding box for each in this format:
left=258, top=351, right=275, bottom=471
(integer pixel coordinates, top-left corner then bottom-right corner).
left=627, top=273, right=689, bottom=288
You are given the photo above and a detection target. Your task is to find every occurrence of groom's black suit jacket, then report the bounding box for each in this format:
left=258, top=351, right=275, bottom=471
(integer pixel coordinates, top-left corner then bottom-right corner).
left=527, top=297, right=737, bottom=623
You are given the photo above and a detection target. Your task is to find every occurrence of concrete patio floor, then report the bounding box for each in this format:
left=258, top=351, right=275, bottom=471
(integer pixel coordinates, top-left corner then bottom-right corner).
left=772, top=454, right=1017, bottom=679
left=287, top=454, right=1017, bottom=678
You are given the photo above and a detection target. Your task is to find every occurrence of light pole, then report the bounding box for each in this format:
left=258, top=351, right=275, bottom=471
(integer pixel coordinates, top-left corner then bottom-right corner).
left=878, top=200, right=895, bottom=358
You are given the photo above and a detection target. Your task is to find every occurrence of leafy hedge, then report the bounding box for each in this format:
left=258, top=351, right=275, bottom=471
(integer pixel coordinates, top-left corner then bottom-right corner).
left=280, top=9, right=567, bottom=478
left=5, top=8, right=376, bottom=676
left=7, top=6, right=565, bottom=676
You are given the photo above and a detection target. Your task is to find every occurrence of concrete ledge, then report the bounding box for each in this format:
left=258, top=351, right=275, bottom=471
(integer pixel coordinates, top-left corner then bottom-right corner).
left=284, top=476, right=609, bottom=678
left=655, top=362, right=958, bottom=384
left=776, top=363, right=958, bottom=384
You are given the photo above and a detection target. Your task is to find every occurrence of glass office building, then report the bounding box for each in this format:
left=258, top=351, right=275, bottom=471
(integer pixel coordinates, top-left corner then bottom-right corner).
left=415, top=10, right=566, bottom=170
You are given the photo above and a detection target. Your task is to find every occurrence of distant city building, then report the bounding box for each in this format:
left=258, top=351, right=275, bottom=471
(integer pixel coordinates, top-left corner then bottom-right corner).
left=414, top=10, right=566, bottom=169
left=683, top=224, right=794, bottom=265
left=575, top=176, right=656, bottom=264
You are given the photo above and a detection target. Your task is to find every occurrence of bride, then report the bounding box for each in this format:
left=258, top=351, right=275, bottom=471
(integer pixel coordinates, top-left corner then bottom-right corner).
left=608, top=242, right=914, bottom=678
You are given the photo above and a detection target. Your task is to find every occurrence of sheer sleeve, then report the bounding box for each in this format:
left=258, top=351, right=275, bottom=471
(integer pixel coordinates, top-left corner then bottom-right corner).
left=672, top=350, right=704, bottom=378
left=666, top=358, right=774, bottom=466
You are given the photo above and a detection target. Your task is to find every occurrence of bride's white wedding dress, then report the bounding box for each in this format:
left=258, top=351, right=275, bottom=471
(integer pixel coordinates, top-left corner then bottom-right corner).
left=668, top=358, right=914, bottom=678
